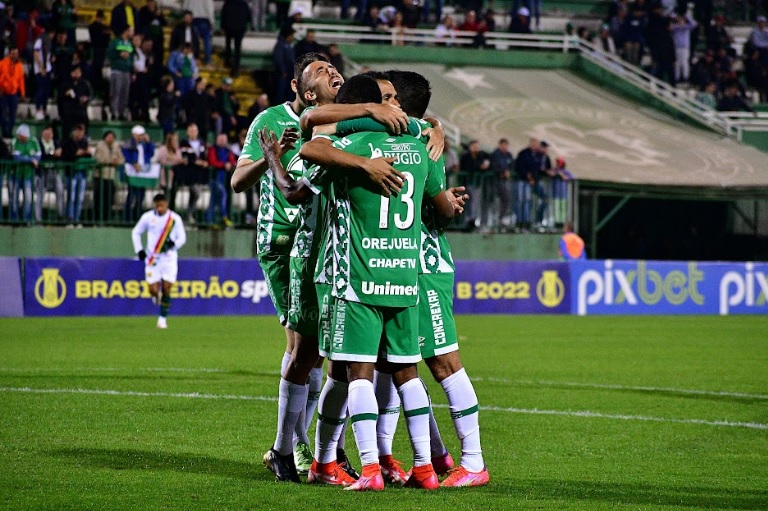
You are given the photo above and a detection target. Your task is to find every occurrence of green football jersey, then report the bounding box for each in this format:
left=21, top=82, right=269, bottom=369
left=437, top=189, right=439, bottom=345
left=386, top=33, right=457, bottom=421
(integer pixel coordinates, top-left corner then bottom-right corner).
left=327, top=131, right=444, bottom=307
left=240, top=102, right=304, bottom=255
left=420, top=155, right=455, bottom=274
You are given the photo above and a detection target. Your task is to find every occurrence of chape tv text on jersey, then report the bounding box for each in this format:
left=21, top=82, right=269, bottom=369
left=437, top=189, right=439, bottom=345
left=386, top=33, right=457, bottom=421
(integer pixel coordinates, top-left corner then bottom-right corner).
left=368, top=258, right=417, bottom=269
left=74, top=277, right=272, bottom=303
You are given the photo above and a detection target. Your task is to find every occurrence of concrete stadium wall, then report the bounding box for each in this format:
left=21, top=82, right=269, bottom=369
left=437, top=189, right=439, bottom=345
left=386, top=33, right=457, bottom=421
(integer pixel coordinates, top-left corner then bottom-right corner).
left=0, top=226, right=560, bottom=260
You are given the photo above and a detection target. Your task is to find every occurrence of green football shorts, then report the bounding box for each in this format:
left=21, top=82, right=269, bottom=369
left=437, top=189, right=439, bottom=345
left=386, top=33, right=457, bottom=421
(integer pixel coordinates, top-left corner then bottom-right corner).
left=316, top=283, right=333, bottom=358
left=329, top=298, right=421, bottom=364
left=287, top=256, right=320, bottom=337
left=257, top=252, right=291, bottom=325
left=418, top=272, right=459, bottom=359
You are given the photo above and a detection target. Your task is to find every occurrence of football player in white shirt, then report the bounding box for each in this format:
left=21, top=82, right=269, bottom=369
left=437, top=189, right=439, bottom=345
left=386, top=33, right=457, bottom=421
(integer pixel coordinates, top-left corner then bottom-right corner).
left=131, top=193, right=187, bottom=328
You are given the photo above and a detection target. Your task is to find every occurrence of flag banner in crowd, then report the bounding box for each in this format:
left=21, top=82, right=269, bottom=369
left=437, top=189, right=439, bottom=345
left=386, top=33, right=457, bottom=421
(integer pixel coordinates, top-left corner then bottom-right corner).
left=123, top=163, right=161, bottom=188
left=17, top=258, right=768, bottom=317
left=0, top=257, right=24, bottom=317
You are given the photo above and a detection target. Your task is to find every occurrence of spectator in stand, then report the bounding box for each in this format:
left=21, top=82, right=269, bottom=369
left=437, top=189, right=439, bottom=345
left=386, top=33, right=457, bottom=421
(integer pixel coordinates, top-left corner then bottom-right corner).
left=514, top=0, right=542, bottom=30
left=138, top=0, right=166, bottom=74
left=744, top=49, right=768, bottom=102
left=58, top=64, right=91, bottom=138
left=435, top=15, right=458, bottom=46
left=671, top=12, right=697, bottom=84
left=718, top=82, right=752, bottom=112
left=51, top=0, right=77, bottom=48
left=295, top=29, right=326, bottom=59
left=178, top=122, right=208, bottom=224
left=251, top=0, right=268, bottom=31
left=88, top=10, right=111, bottom=99
left=0, top=5, right=15, bottom=58
left=10, top=124, right=42, bottom=223
left=402, top=0, right=421, bottom=28
left=282, top=7, right=303, bottom=31
left=183, top=0, right=214, bottom=66
left=156, top=132, right=184, bottom=196
left=461, top=10, right=489, bottom=47
left=170, top=11, right=201, bottom=61
left=131, top=36, right=153, bottom=122
left=490, top=138, right=514, bottom=230
left=706, top=14, right=733, bottom=54
left=443, top=138, right=460, bottom=188
left=389, top=11, right=406, bottom=46
left=93, top=130, right=125, bottom=223
left=509, top=7, right=532, bottom=34
left=206, top=133, right=236, bottom=227
left=691, top=48, right=718, bottom=88
left=592, top=23, right=617, bottom=54
left=205, top=82, right=221, bottom=135
left=229, top=127, right=256, bottom=223
left=221, top=0, right=251, bottom=77
left=17, top=9, right=44, bottom=62
left=533, top=140, right=552, bottom=230
left=247, top=92, right=269, bottom=121
left=216, top=77, right=240, bottom=138
left=38, top=125, right=65, bottom=221
left=608, top=6, right=627, bottom=52
left=652, top=17, right=675, bottom=85
left=50, top=29, right=73, bottom=91
left=551, top=156, right=573, bottom=227
left=0, top=47, right=25, bottom=139
left=61, top=123, right=92, bottom=226
left=514, top=137, right=539, bottom=231
left=273, top=26, right=296, bottom=104
left=483, top=9, right=497, bottom=32
left=341, top=0, right=367, bottom=21
left=122, top=124, right=155, bottom=222
left=72, top=42, right=92, bottom=83
left=110, top=0, right=138, bottom=36
left=107, top=25, right=135, bottom=121
left=327, top=43, right=345, bottom=75
left=620, top=4, right=646, bottom=66
left=750, top=16, right=768, bottom=65
left=362, top=5, right=388, bottom=35
left=459, top=140, right=490, bottom=229
left=157, top=75, right=179, bottom=136
left=695, top=82, right=718, bottom=108
left=183, top=78, right=212, bottom=142
left=168, top=42, right=198, bottom=98
left=32, top=27, right=54, bottom=120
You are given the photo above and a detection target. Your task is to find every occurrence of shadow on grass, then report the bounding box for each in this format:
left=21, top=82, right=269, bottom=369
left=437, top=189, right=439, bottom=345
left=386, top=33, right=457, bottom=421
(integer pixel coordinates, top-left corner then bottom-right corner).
left=489, top=478, right=768, bottom=510
left=50, top=448, right=272, bottom=481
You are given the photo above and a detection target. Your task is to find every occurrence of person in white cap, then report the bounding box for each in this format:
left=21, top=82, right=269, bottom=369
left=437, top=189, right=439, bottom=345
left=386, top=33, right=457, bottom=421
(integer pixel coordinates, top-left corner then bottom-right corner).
left=131, top=192, right=186, bottom=329
left=122, top=125, right=155, bottom=222
left=10, top=124, right=42, bottom=223
left=509, top=6, right=532, bottom=33
left=511, top=0, right=540, bottom=29
left=749, top=15, right=768, bottom=53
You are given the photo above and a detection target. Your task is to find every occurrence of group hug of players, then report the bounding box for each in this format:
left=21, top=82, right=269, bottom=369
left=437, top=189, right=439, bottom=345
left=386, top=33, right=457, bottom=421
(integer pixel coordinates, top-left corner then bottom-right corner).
left=231, top=52, right=488, bottom=491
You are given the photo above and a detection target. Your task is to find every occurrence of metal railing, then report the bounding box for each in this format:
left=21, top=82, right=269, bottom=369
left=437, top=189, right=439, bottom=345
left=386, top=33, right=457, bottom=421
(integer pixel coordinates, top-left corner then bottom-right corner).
left=448, top=170, right=576, bottom=233
left=0, top=161, right=257, bottom=228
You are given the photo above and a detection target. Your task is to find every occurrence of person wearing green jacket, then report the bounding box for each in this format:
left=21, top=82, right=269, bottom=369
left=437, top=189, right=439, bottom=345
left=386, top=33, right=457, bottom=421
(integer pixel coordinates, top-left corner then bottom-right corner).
left=10, top=124, right=42, bottom=223
left=107, top=25, right=135, bottom=120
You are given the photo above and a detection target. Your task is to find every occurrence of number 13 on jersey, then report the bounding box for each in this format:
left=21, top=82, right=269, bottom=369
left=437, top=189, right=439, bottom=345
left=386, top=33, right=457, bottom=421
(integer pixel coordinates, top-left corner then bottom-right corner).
left=379, top=172, right=415, bottom=230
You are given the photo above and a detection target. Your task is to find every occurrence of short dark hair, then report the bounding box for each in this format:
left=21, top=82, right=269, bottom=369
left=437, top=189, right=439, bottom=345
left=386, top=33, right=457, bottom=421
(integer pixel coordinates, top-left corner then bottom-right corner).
left=335, top=75, right=382, bottom=105
left=73, top=123, right=85, bottom=132
left=103, top=130, right=115, bottom=140
left=386, top=70, right=431, bottom=118
left=280, top=26, right=296, bottom=39
left=153, top=193, right=168, bottom=203
left=499, top=138, right=509, bottom=144
left=294, top=51, right=328, bottom=80
left=361, top=70, right=390, bottom=82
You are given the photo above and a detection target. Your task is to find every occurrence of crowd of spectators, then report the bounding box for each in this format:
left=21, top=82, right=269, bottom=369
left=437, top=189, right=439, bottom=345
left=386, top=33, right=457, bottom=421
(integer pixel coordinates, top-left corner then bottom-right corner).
left=573, top=0, right=768, bottom=110
left=446, top=137, right=574, bottom=233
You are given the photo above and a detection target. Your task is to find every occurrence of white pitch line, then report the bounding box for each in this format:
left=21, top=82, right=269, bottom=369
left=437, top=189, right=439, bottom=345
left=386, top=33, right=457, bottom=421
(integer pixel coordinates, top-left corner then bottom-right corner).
left=472, top=377, right=768, bottom=401
left=1, top=386, right=766, bottom=431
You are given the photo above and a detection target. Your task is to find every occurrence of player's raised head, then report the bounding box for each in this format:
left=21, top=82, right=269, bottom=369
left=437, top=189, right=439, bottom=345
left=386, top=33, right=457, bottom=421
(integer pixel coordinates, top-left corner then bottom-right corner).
left=386, top=70, right=432, bottom=118
left=335, top=74, right=382, bottom=105
left=294, top=52, right=328, bottom=81
left=298, top=59, right=343, bottom=106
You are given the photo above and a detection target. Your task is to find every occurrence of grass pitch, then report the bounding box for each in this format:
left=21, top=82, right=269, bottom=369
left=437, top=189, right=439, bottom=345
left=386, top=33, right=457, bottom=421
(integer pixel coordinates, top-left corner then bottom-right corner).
left=0, top=315, right=766, bottom=510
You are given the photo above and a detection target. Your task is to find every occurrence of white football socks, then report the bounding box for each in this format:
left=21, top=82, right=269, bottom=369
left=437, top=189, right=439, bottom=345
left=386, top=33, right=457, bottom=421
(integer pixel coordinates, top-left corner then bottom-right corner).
left=373, top=371, right=401, bottom=457
left=348, top=379, right=379, bottom=466
left=397, top=377, right=431, bottom=467
left=314, top=377, right=348, bottom=464
left=442, top=368, right=484, bottom=472
left=275, top=377, right=308, bottom=456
